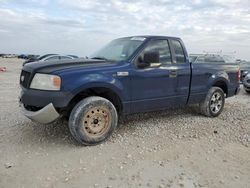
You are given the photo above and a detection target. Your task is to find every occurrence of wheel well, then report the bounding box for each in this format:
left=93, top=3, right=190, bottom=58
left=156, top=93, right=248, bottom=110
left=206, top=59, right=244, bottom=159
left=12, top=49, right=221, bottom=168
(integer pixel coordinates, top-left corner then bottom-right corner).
left=213, top=81, right=228, bottom=96
left=67, top=87, right=123, bottom=116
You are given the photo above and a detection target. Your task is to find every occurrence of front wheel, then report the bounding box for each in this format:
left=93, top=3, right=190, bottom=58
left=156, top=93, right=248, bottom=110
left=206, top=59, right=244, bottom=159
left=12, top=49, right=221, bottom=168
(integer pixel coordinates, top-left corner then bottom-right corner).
left=199, top=87, right=225, bottom=117
left=69, top=96, right=118, bottom=145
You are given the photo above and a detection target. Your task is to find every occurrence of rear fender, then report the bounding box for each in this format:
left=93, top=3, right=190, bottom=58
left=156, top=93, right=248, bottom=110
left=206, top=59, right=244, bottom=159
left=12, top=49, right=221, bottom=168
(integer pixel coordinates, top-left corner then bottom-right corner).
left=207, top=71, right=229, bottom=92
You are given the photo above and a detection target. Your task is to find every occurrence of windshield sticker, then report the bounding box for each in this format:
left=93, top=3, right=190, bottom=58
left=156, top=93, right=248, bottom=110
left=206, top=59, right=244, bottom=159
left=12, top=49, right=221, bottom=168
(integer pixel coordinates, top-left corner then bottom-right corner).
left=131, top=37, right=146, bottom=41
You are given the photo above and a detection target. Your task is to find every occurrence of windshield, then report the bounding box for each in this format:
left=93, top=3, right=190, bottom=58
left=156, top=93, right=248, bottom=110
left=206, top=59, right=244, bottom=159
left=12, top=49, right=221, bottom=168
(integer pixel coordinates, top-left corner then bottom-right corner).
left=90, top=37, right=145, bottom=61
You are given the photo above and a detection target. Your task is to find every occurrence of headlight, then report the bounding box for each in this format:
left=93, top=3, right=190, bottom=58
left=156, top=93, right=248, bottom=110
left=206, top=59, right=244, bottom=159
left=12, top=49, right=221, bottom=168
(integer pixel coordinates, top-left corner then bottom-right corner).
left=30, top=73, right=61, bottom=91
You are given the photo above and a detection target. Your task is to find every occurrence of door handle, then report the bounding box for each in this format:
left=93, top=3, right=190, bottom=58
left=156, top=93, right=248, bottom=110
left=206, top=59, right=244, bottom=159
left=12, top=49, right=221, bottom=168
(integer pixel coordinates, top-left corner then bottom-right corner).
left=170, top=70, right=178, bottom=77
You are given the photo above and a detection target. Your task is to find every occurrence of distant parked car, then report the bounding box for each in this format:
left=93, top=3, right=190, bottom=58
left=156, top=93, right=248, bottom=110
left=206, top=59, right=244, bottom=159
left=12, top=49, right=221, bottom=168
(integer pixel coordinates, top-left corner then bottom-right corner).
left=67, top=55, right=79, bottom=59
left=27, top=54, right=39, bottom=60
left=2, top=54, right=18, bottom=58
left=239, top=61, right=250, bottom=82
left=23, top=54, right=58, bottom=64
left=23, top=54, right=78, bottom=66
left=18, top=54, right=38, bottom=59
left=243, top=73, right=250, bottom=94
left=18, top=54, right=28, bottom=59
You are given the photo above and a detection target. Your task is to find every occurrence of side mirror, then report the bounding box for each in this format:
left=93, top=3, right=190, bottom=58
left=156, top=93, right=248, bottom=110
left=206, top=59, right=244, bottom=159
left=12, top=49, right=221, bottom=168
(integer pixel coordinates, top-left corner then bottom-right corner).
left=144, top=51, right=160, bottom=64
left=137, top=51, right=160, bottom=68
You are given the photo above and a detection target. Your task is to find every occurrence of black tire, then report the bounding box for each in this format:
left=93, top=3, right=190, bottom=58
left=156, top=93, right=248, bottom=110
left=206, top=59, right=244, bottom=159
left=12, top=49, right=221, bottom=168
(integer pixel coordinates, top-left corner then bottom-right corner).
left=69, top=96, right=118, bottom=145
left=199, top=87, right=225, bottom=117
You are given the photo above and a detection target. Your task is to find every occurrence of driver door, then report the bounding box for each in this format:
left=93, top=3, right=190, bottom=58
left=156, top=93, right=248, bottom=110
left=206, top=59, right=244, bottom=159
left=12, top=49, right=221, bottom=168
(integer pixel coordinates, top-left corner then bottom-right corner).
left=130, top=39, right=179, bottom=113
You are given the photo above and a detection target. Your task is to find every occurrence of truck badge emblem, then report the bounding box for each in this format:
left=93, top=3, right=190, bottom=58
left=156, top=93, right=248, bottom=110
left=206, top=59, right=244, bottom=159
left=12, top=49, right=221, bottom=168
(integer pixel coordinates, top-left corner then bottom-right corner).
left=117, top=72, right=129, bottom=76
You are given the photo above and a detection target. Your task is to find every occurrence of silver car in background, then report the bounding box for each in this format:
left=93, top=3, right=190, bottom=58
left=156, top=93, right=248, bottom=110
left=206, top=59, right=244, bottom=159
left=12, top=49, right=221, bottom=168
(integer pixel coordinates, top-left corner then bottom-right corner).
left=23, top=54, right=78, bottom=66
left=243, top=73, right=250, bottom=94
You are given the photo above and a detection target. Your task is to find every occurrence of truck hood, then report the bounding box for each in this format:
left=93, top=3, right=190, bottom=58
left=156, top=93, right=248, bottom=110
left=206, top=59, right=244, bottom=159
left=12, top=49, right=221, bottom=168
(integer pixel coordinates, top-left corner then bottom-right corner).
left=23, top=58, right=117, bottom=73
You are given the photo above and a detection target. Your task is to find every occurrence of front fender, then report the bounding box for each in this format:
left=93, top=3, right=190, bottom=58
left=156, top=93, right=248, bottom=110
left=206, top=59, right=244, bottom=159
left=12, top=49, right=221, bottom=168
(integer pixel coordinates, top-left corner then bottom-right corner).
left=62, top=72, right=126, bottom=101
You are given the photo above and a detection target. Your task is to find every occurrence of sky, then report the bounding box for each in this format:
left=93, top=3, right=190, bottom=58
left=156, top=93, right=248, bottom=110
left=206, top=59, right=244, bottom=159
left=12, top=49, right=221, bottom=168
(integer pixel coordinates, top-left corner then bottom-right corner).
left=0, top=0, right=249, bottom=60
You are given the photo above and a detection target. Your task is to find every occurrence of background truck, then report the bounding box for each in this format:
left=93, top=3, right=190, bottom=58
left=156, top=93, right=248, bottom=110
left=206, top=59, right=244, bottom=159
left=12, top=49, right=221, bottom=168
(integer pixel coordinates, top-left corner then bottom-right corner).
left=20, top=36, right=240, bottom=145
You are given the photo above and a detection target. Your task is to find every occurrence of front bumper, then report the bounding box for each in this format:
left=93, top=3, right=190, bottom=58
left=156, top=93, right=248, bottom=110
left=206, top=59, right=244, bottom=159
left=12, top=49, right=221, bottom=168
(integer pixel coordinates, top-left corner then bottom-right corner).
left=20, top=86, right=73, bottom=108
left=19, top=86, right=74, bottom=124
left=243, top=82, right=250, bottom=91
left=22, top=103, right=60, bottom=124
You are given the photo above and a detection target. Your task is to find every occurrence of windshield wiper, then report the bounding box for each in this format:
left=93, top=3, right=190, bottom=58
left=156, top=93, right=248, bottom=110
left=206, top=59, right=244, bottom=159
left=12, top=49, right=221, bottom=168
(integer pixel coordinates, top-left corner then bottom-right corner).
left=91, top=56, right=109, bottom=61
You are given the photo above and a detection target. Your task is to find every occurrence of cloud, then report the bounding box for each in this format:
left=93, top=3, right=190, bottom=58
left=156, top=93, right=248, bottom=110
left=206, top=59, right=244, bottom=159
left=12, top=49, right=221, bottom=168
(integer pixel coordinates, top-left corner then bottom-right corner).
left=0, top=0, right=249, bottom=59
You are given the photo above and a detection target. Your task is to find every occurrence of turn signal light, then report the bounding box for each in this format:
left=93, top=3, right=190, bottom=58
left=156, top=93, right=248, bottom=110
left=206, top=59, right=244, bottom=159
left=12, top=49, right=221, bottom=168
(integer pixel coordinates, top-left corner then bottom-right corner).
left=237, top=69, right=241, bottom=83
left=53, top=76, right=61, bottom=88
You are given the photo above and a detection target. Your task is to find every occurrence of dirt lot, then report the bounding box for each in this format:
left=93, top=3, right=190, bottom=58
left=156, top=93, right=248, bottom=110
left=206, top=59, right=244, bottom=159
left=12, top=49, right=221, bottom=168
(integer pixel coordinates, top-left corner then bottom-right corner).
left=0, top=58, right=249, bottom=188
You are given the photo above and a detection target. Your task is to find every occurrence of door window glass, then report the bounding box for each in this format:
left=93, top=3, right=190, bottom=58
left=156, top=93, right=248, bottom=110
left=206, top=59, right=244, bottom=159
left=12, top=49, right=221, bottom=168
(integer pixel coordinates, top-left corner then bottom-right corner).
left=142, top=40, right=172, bottom=64
left=45, top=56, right=60, bottom=61
left=171, top=40, right=185, bottom=64
left=60, top=56, right=72, bottom=60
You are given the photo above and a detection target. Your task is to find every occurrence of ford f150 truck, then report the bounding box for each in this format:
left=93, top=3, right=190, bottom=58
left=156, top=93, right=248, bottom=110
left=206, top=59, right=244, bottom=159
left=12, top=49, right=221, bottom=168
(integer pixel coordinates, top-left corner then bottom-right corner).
left=20, top=36, right=240, bottom=145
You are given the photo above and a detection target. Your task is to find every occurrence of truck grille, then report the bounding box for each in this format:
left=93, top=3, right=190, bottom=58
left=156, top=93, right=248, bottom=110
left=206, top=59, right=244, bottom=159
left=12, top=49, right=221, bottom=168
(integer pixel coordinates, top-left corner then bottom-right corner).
left=20, top=70, right=31, bottom=88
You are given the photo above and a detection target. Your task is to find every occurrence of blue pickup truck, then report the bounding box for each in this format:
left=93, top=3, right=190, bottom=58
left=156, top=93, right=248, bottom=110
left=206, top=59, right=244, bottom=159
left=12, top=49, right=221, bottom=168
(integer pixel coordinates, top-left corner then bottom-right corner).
left=20, top=36, right=240, bottom=145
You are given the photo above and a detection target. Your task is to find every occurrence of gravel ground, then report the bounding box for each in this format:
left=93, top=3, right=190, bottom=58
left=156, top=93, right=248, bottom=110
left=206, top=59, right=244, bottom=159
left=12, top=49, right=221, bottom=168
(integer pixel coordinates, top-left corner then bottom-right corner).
left=0, top=58, right=250, bottom=188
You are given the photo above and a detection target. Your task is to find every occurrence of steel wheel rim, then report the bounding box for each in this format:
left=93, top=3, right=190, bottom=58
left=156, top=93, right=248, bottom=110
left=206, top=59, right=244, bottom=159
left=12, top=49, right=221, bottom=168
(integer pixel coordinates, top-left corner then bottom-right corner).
left=210, top=92, right=223, bottom=113
left=82, top=106, right=111, bottom=137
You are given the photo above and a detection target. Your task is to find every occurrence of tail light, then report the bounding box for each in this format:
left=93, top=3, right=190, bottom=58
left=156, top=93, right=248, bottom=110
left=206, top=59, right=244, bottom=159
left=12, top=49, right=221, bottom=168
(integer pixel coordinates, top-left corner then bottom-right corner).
left=237, top=69, right=241, bottom=82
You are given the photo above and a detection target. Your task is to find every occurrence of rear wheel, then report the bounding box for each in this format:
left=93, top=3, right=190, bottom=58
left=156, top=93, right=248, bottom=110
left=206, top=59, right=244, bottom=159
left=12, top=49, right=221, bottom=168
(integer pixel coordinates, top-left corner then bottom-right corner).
left=199, top=87, right=225, bottom=117
left=69, top=96, right=118, bottom=145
